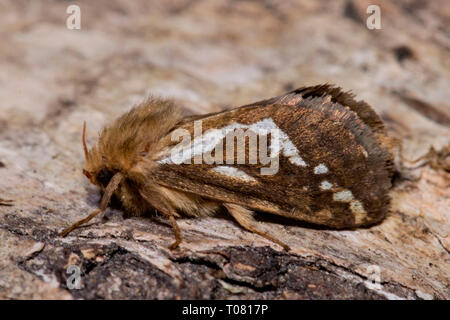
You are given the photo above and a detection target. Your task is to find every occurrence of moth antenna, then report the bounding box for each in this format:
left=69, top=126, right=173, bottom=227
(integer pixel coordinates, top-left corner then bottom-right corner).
left=59, top=172, right=123, bottom=237
left=82, top=121, right=89, bottom=161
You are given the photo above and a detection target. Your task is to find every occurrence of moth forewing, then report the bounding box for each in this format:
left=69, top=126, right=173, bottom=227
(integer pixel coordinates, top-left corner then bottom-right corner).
left=153, top=98, right=392, bottom=229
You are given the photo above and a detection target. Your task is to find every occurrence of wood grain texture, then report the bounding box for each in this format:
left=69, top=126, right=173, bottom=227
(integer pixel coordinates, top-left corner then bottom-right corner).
left=0, top=0, right=448, bottom=299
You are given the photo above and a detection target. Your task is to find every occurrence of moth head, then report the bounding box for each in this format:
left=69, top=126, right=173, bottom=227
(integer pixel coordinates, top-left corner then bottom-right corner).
left=81, top=98, right=184, bottom=186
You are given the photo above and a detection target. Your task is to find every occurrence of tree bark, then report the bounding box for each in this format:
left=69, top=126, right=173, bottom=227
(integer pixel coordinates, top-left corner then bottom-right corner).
left=0, top=0, right=448, bottom=299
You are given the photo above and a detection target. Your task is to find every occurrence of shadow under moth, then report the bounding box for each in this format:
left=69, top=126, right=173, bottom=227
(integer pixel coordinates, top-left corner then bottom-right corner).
left=60, top=85, right=394, bottom=250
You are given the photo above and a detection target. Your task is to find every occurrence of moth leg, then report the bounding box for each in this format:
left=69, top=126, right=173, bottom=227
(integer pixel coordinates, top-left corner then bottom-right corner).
left=60, top=172, right=123, bottom=237
left=224, top=203, right=290, bottom=251
left=139, top=191, right=183, bottom=250
left=167, top=215, right=182, bottom=250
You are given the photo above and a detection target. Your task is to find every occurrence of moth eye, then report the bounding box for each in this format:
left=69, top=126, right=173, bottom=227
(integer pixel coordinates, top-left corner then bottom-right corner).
left=83, top=169, right=91, bottom=179
left=96, top=168, right=114, bottom=187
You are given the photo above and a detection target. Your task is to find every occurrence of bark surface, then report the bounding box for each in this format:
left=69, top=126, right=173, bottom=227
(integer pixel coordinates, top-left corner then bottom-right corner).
left=0, top=0, right=449, bottom=299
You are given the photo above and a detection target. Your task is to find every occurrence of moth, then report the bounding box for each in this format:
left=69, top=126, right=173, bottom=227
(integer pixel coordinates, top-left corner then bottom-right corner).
left=60, top=85, right=394, bottom=250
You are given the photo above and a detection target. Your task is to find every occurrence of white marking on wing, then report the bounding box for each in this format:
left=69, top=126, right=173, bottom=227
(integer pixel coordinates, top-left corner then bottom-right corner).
left=349, top=200, right=366, bottom=223
left=332, top=190, right=367, bottom=223
left=282, top=139, right=298, bottom=157
left=333, top=190, right=354, bottom=202
left=350, top=200, right=366, bottom=214
left=289, top=156, right=307, bottom=166
left=212, top=166, right=257, bottom=182
left=158, top=118, right=307, bottom=167
left=320, top=180, right=333, bottom=190
left=314, top=163, right=329, bottom=174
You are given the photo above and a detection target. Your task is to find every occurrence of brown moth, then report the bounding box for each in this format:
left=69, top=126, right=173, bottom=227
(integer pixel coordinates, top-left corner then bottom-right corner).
left=60, top=85, right=394, bottom=250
